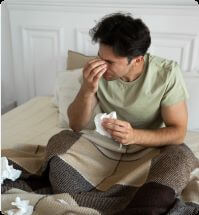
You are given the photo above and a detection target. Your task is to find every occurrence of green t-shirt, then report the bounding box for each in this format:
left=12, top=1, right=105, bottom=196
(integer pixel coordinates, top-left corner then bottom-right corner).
left=97, top=53, right=189, bottom=129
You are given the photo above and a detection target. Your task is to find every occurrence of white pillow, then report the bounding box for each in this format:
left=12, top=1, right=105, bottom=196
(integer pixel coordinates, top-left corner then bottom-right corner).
left=52, top=69, right=82, bottom=107
left=52, top=68, right=102, bottom=129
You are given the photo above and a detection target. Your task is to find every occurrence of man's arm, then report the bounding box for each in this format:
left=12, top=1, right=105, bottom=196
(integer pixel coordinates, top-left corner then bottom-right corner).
left=132, top=101, right=188, bottom=146
left=68, top=59, right=107, bottom=132
left=67, top=87, right=97, bottom=132
left=102, top=101, right=188, bottom=147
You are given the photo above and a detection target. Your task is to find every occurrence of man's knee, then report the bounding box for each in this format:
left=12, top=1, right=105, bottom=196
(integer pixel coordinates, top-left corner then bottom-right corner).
left=161, top=144, right=197, bottom=170
left=147, top=143, right=198, bottom=194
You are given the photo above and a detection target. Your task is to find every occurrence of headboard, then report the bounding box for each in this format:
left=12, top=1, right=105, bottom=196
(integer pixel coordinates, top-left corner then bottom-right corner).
left=4, top=0, right=199, bottom=130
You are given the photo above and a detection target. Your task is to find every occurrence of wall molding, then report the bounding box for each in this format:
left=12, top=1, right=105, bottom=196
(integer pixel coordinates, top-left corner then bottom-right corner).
left=150, top=32, right=198, bottom=73
left=76, top=28, right=97, bottom=55
left=5, top=0, right=198, bottom=6
left=21, top=25, right=65, bottom=100
left=6, top=1, right=199, bottom=16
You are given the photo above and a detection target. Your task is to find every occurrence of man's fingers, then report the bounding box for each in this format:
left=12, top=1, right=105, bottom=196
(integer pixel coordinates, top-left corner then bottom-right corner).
left=106, top=130, right=124, bottom=144
left=103, top=119, right=133, bottom=145
left=103, top=119, right=128, bottom=128
left=103, top=123, right=127, bottom=133
left=111, top=131, right=125, bottom=138
left=84, top=58, right=100, bottom=70
left=93, top=69, right=106, bottom=83
left=85, top=59, right=106, bottom=71
left=88, top=65, right=107, bottom=81
left=83, top=63, right=106, bottom=79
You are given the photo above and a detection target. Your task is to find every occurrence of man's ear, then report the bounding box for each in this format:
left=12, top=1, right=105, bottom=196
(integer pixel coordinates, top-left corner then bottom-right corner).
left=134, top=56, right=144, bottom=66
left=128, top=56, right=143, bottom=66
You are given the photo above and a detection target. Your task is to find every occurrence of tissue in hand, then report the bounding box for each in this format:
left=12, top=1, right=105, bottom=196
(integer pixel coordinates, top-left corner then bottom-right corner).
left=94, top=111, right=117, bottom=138
left=4, top=197, right=33, bottom=215
left=1, top=157, right=22, bottom=184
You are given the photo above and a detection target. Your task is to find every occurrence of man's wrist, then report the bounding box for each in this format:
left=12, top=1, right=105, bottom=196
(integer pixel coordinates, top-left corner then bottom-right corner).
left=131, top=128, right=139, bottom=145
left=80, top=86, right=95, bottom=99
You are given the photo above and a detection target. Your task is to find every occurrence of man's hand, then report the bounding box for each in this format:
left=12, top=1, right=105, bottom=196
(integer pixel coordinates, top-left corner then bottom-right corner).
left=102, top=118, right=135, bottom=145
left=101, top=101, right=187, bottom=147
left=82, top=58, right=107, bottom=95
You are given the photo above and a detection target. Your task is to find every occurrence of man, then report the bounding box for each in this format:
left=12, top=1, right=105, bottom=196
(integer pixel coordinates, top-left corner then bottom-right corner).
left=67, top=13, right=197, bottom=214
left=68, top=13, right=188, bottom=147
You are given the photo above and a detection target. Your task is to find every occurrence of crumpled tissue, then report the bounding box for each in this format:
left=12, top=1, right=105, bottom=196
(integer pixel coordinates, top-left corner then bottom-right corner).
left=94, top=111, right=117, bottom=138
left=94, top=111, right=123, bottom=149
left=4, top=197, right=33, bottom=215
left=1, top=157, right=22, bottom=185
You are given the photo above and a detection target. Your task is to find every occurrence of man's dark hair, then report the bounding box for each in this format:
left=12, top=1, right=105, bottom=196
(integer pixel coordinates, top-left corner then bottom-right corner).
left=89, top=12, right=151, bottom=63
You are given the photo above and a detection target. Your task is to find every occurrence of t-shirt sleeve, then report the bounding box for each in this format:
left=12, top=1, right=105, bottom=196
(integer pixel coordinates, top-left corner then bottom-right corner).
left=161, top=62, right=189, bottom=106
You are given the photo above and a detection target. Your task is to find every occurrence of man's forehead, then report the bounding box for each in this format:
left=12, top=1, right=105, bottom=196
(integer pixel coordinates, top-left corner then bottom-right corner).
left=98, top=51, right=115, bottom=64
left=98, top=45, right=127, bottom=63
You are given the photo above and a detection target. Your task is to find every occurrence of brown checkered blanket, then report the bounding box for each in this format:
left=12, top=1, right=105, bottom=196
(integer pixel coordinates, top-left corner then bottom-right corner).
left=1, top=130, right=199, bottom=214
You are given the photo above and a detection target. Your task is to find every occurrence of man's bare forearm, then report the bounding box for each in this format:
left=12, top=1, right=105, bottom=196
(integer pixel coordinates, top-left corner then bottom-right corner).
left=133, top=126, right=186, bottom=147
left=68, top=58, right=107, bottom=131
left=67, top=87, right=96, bottom=132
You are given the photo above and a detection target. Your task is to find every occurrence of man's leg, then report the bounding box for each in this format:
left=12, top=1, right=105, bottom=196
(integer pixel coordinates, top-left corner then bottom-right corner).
left=121, top=144, right=198, bottom=215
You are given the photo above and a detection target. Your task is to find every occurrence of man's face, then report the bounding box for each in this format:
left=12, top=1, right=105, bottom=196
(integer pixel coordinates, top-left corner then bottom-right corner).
left=98, top=43, right=133, bottom=81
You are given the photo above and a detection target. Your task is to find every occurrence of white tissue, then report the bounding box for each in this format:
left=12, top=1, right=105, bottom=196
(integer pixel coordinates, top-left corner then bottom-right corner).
left=4, top=197, right=33, bottom=215
left=94, top=111, right=123, bottom=149
left=94, top=111, right=117, bottom=138
left=1, top=157, right=22, bottom=185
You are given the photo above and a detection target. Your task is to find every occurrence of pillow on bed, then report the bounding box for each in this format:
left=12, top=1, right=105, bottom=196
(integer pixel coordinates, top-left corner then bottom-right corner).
left=67, top=50, right=96, bottom=70
left=52, top=69, right=82, bottom=107
left=53, top=68, right=102, bottom=130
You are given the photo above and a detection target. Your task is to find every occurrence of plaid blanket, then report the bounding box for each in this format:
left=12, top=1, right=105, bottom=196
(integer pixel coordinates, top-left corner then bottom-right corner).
left=1, top=130, right=199, bottom=214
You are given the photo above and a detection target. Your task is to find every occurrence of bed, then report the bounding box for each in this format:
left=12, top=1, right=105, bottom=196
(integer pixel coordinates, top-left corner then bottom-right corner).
left=1, top=65, right=199, bottom=214
left=2, top=97, right=64, bottom=150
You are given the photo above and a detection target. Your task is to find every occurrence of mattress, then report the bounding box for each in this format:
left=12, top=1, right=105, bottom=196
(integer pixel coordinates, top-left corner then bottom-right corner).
left=1, top=96, right=65, bottom=150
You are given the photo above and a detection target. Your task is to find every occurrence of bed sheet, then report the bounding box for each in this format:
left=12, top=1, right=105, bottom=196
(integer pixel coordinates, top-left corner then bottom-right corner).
left=1, top=96, right=65, bottom=150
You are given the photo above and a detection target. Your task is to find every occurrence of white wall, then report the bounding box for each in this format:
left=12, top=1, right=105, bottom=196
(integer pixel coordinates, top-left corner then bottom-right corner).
left=1, top=2, right=17, bottom=114
left=1, top=0, right=199, bottom=130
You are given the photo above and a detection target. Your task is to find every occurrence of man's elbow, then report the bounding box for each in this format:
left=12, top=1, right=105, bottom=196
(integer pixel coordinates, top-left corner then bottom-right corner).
left=69, top=119, right=87, bottom=132
left=176, top=137, right=185, bottom=145
left=176, top=126, right=187, bottom=144
left=69, top=125, right=82, bottom=132
left=69, top=122, right=82, bottom=132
